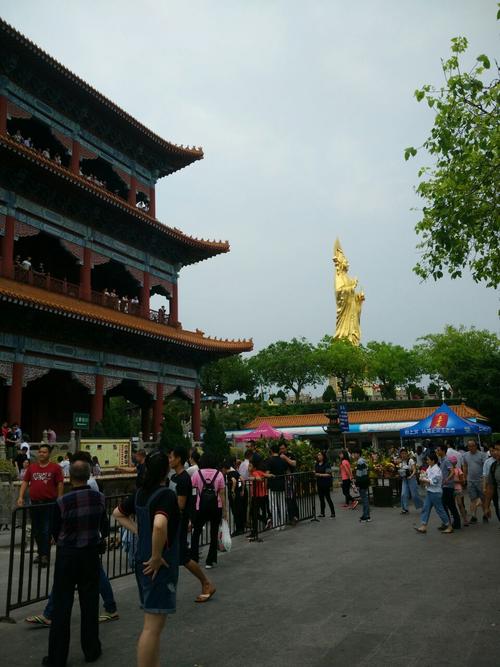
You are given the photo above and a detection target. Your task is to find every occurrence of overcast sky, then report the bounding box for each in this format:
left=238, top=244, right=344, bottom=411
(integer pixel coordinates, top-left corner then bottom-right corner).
left=2, top=1, right=499, bottom=355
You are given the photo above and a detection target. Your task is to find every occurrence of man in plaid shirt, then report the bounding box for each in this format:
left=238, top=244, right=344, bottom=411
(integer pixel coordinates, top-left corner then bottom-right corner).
left=43, top=460, right=108, bottom=667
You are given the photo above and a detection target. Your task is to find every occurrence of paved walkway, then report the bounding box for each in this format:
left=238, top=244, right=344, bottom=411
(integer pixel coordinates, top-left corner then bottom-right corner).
left=1, top=491, right=499, bottom=666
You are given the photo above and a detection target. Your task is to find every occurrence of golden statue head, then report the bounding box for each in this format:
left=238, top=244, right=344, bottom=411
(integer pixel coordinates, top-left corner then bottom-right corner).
left=333, top=238, right=349, bottom=272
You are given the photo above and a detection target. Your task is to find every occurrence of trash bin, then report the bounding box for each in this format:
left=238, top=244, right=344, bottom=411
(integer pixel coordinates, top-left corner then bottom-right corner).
left=372, top=485, right=393, bottom=507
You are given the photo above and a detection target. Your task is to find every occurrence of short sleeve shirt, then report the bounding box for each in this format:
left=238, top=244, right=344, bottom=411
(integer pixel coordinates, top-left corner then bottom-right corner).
left=266, top=456, right=288, bottom=491
left=191, top=469, right=225, bottom=510
left=119, top=486, right=180, bottom=548
left=340, top=459, right=352, bottom=481
left=463, top=450, right=486, bottom=481
left=280, top=451, right=296, bottom=474
left=250, top=470, right=267, bottom=497
left=238, top=460, right=250, bottom=481
left=24, top=462, right=64, bottom=501
left=439, top=456, right=454, bottom=488
left=170, top=470, right=193, bottom=531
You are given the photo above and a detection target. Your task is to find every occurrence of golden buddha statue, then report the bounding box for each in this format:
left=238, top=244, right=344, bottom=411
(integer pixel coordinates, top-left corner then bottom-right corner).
left=333, top=238, right=365, bottom=345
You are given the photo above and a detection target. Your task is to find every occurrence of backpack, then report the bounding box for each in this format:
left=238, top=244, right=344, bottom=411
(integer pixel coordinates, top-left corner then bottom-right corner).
left=198, top=470, right=220, bottom=513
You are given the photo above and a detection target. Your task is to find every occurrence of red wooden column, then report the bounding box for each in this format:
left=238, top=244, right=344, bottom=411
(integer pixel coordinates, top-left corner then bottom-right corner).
left=79, top=247, right=92, bottom=301
left=148, top=185, right=156, bottom=218
left=90, top=375, right=104, bottom=429
left=7, top=362, right=23, bottom=424
left=0, top=95, right=7, bottom=135
left=128, top=176, right=137, bottom=206
left=169, top=282, right=178, bottom=326
left=152, top=383, right=164, bottom=436
left=191, top=386, right=201, bottom=442
left=1, top=215, right=15, bottom=278
left=140, top=271, right=150, bottom=319
left=70, top=139, right=81, bottom=175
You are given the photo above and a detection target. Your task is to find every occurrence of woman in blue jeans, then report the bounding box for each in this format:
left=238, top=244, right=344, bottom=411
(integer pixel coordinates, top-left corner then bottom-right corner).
left=25, top=564, right=118, bottom=626
left=399, top=449, right=423, bottom=514
left=415, top=452, right=453, bottom=534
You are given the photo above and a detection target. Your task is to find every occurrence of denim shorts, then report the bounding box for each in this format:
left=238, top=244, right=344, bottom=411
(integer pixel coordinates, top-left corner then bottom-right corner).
left=468, top=480, right=484, bottom=501
left=135, top=560, right=178, bottom=614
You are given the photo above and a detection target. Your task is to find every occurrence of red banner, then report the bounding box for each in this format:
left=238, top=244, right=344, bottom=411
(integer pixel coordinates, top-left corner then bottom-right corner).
left=430, top=413, right=448, bottom=429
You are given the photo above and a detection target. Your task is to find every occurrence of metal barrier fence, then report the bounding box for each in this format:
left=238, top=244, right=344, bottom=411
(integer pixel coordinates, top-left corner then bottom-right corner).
left=0, top=472, right=317, bottom=621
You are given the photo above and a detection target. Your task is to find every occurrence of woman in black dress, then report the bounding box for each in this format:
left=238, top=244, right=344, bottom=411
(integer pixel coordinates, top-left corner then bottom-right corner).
left=315, top=451, right=336, bottom=518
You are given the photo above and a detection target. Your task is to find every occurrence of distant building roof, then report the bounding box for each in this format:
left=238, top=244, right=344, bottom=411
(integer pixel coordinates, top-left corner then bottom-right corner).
left=245, top=404, right=485, bottom=429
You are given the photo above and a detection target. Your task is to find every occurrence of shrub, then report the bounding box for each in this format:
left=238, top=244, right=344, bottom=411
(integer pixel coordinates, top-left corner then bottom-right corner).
left=203, top=409, right=230, bottom=467
left=0, top=459, right=18, bottom=481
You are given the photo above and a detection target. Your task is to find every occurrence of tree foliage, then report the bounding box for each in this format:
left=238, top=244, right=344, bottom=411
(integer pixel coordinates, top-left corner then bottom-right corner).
left=365, top=341, right=422, bottom=400
left=322, top=384, right=337, bottom=402
left=202, top=409, right=230, bottom=466
left=199, top=355, right=256, bottom=398
left=160, top=412, right=191, bottom=453
left=351, top=385, right=368, bottom=401
left=417, top=325, right=500, bottom=428
left=316, top=336, right=366, bottom=399
left=249, top=337, right=322, bottom=402
left=91, top=397, right=140, bottom=438
left=406, top=24, right=500, bottom=287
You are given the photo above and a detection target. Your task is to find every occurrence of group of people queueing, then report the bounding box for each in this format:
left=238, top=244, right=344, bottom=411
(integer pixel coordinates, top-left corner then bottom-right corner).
left=395, top=439, right=500, bottom=534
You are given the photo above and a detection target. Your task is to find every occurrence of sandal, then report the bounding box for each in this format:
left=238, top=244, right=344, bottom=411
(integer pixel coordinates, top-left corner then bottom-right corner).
left=25, top=615, right=51, bottom=626
left=99, top=612, right=119, bottom=623
left=195, top=588, right=216, bottom=603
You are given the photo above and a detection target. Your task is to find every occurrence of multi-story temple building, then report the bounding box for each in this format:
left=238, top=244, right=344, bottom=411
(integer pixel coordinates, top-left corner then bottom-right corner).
left=0, top=19, right=252, bottom=440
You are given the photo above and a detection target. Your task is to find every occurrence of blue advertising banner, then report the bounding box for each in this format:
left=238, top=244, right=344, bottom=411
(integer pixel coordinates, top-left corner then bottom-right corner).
left=337, top=403, right=349, bottom=432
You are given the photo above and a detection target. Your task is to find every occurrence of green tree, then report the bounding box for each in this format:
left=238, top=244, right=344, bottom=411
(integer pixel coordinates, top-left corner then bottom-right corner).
left=406, top=383, right=425, bottom=400
left=93, top=397, right=140, bottom=437
left=405, top=21, right=500, bottom=287
left=417, top=325, right=500, bottom=428
left=351, top=385, right=368, bottom=401
left=249, top=337, right=322, bottom=403
left=316, top=336, right=366, bottom=400
left=365, top=342, right=422, bottom=400
left=159, top=412, right=191, bottom=452
left=427, top=381, right=439, bottom=396
left=202, top=409, right=230, bottom=466
left=159, top=397, right=191, bottom=451
left=322, top=384, right=337, bottom=402
left=200, top=355, right=256, bottom=398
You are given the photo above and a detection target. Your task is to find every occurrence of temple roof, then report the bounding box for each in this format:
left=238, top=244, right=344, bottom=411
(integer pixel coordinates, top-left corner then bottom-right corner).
left=245, top=404, right=486, bottom=428
left=0, top=134, right=229, bottom=265
left=0, top=18, right=203, bottom=178
left=0, top=277, right=253, bottom=354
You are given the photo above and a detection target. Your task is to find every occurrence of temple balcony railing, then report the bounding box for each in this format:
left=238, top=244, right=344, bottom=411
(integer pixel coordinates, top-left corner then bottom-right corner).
left=10, top=265, right=170, bottom=325
left=5, top=131, right=155, bottom=218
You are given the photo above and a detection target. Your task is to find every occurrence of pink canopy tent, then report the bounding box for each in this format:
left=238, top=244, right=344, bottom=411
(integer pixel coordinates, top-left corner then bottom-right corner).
left=235, top=421, right=293, bottom=442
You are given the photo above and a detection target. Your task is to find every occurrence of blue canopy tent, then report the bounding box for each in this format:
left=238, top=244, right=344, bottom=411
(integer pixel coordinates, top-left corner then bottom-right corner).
left=400, top=403, right=491, bottom=440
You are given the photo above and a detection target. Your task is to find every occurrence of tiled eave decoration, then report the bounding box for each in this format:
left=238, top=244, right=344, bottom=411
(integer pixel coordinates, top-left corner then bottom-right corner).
left=0, top=278, right=253, bottom=354
left=0, top=135, right=229, bottom=265
left=0, top=18, right=204, bottom=168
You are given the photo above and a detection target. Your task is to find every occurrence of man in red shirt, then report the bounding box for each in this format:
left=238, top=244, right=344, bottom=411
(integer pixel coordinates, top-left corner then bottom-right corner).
left=17, top=444, right=64, bottom=566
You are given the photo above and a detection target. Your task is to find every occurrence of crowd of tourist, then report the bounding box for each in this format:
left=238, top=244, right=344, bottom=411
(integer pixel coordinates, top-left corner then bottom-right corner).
left=399, top=439, right=500, bottom=533
left=11, top=254, right=171, bottom=323
left=4, top=434, right=499, bottom=666
left=10, top=128, right=64, bottom=167
left=8, top=127, right=151, bottom=210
